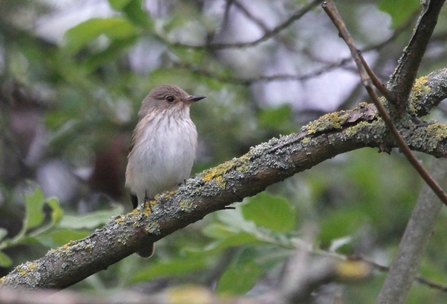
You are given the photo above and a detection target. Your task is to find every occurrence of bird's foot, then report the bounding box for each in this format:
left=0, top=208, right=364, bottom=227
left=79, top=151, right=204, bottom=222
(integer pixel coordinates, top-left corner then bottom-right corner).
left=177, top=179, right=187, bottom=187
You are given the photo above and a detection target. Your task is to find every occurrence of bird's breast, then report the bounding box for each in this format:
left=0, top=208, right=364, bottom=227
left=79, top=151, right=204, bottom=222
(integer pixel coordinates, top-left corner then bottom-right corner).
left=126, top=114, right=198, bottom=199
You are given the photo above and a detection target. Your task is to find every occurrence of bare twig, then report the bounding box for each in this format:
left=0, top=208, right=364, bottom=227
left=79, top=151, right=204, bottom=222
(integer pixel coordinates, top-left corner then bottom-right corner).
left=232, top=0, right=302, bottom=53
left=359, top=256, right=447, bottom=292
left=165, top=0, right=321, bottom=50
left=171, top=4, right=414, bottom=87
left=322, top=0, right=447, bottom=207
left=388, top=0, right=445, bottom=111
left=232, top=0, right=270, bottom=32
left=357, top=51, right=396, bottom=103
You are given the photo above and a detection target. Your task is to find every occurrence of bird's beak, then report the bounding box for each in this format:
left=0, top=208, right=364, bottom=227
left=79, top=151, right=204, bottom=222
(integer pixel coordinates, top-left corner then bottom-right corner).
left=184, top=95, right=206, bottom=103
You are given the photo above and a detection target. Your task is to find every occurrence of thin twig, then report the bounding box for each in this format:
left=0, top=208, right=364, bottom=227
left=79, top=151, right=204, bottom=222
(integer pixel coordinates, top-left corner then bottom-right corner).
left=165, top=0, right=321, bottom=50
left=322, top=0, right=447, bottom=207
left=360, top=257, right=447, bottom=292
left=358, top=51, right=396, bottom=103
left=169, top=7, right=415, bottom=87
left=233, top=0, right=270, bottom=32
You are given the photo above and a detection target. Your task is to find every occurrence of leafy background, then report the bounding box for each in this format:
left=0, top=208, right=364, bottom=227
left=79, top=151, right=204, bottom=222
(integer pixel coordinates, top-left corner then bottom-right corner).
left=1, top=0, right=447, bottom=303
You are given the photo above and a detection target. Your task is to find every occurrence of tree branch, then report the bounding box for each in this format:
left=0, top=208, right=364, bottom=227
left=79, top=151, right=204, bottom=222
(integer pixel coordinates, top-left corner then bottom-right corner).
left=388, top=0, right=445, bottom=112
left=323, top=0, right=447, bottom=206
left=2, top=69, right=447, bottom=289
left=378, top=159, right=447, bottom=304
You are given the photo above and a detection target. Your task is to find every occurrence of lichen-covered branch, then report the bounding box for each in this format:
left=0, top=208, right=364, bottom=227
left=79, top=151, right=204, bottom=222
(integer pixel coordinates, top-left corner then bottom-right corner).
left=2, top=69, right=447, bottom=290
left=409, top=68, right=447, bottom=116
left=388, top=0, right=445, bottom=111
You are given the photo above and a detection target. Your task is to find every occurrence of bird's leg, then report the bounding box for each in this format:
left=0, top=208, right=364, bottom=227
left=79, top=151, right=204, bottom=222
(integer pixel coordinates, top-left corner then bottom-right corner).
left=144, top=190, right=149, bottom=204
left=177, top=179, right=187, bottom=187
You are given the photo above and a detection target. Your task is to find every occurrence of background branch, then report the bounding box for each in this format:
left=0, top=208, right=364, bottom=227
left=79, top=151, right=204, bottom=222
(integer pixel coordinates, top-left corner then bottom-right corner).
left=166, top=0, right=320, bottom=49
left=377, top=159, right=447, bottom=303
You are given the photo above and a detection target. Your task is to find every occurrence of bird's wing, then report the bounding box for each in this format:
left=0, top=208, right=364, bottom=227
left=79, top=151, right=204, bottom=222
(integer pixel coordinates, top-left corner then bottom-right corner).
left=128, top=113, right=157, bottom=153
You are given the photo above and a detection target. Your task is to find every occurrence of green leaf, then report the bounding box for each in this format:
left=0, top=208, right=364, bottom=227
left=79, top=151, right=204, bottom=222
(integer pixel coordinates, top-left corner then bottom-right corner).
left=378, top=0, right=420, bottom=28
left=83, top=36, right=136, bottom=72
left=59, top=205, right=124, bottom=229
left=131, top=252, right=210, bottom=282
left=0, top=251, right=13, bottom=267
left=24, top=186, right=46, bottom=230
left=204, top=232, right=260, bottom=252
left=242, top=192, right=295, bottom=233
left=202, top=223, right=240, bottom=239
left=120, top=0, right=151, bottom=27
left=0, top=228, right=7, bottom=242
left=108, top=0, right=149, bottom=27
left=258, top=105, right=292, bottom=130
left=216, top=260, right=262, bottom=295
left=319, top=208, right=366, bottom=247
left=63, top=18, right=137, bottom=54
left=47, top=197, right=64, bottom=226
left=108, top=0, right=133, bottom=10
left=215, top=208, right=258, bottom=234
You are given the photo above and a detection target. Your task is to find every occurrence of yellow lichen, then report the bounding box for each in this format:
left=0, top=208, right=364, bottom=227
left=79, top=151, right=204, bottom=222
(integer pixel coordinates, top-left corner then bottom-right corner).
left=233, top=154, right=250, bottom=172
left=140, top=201, right=153, bottom=216
left=358, top=102, right=369, bottom=108
left=179, top=199, right=194, bottom=211
left=235, top=163, right=249, bottom=172
left=214, top=176, right=226, bottom=189
left=130, top=208, right=140, bottom=215
left=26, top=262, right=38, bottom=271
left=145, top=222, right=161, bottom=234
left=413, top=75, right=429, bottom=93
left=202, top=160, right=235, bottom=186
left=163, top=191, right=176, bottom=199
left=114, top=215, right=125, bottom=225
left=408, top=75, right=430, bottom=113
left=16, top=262, right=38, bottom=276
left=344, top=121, right=371, bottom=136
left=306, top=111, right=350, bottom=135
left=426, top=123, right=447, bottom=138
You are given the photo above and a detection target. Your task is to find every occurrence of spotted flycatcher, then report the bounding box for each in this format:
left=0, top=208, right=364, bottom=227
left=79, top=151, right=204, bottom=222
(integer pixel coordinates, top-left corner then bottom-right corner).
left=125, top=84, right=205, bottom=258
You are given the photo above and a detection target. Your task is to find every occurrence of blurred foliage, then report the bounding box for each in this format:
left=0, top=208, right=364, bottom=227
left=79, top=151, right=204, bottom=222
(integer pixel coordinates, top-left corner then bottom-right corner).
left=1, top=0, right=447, bottom=303
left=378, top=0, right=420, bottom=28
left=0, top=184, right=122, bottom=267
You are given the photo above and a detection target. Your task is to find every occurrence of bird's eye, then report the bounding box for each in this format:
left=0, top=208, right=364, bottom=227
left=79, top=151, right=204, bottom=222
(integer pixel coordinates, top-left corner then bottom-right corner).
left=166, top=95, right=175, bottom=102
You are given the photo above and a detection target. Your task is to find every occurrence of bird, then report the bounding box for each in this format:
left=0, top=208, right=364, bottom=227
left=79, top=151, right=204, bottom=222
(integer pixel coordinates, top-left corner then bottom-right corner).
left=125, top=84, right=205, bottom=257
